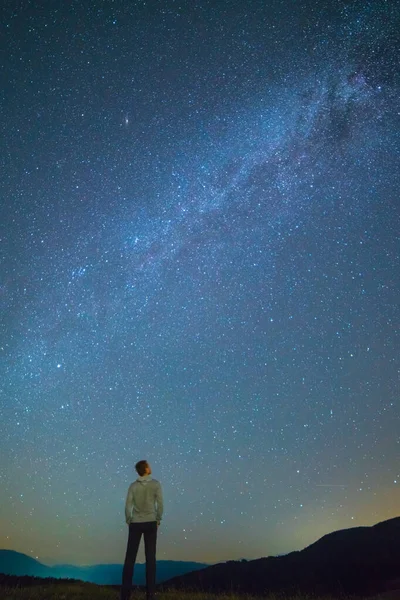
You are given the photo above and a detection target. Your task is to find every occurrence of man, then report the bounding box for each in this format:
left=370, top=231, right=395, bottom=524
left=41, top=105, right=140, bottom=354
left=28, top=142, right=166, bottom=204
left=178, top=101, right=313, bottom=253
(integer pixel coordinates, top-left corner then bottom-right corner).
left=120, top=460, right=163, bottom=600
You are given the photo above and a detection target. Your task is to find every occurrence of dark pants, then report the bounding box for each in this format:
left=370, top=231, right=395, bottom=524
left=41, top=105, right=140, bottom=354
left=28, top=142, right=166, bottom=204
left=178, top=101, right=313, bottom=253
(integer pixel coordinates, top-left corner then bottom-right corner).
left=120, top=521, right=157, bottom=600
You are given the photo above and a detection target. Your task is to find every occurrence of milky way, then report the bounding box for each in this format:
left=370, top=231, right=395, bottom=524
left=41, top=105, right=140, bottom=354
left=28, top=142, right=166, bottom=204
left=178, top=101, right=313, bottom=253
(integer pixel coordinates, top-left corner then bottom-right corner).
left=1, top=0, right=399, bottom=565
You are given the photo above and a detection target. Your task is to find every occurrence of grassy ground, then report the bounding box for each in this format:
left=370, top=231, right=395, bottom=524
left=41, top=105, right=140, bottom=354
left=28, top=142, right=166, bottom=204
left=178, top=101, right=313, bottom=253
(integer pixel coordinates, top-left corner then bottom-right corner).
left=0, top=586, right=398, bottom=600
left=0, top=587, right=346, bottom=600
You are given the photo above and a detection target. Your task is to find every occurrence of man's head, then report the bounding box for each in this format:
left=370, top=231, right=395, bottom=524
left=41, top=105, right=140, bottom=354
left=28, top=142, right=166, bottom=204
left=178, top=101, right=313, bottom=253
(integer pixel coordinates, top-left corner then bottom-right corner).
left=135, top=460, right=151, bottom=476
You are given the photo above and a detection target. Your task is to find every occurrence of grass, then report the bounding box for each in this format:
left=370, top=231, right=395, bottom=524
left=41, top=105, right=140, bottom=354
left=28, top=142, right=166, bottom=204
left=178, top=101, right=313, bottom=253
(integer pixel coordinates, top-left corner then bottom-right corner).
left=0, top=585, right=397, bottom=600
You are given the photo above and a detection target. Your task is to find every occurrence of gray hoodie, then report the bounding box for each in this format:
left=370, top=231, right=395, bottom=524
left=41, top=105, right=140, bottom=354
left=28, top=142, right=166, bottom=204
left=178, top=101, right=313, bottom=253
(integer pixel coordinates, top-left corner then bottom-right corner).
left=125, top=476, right=163, bottom=524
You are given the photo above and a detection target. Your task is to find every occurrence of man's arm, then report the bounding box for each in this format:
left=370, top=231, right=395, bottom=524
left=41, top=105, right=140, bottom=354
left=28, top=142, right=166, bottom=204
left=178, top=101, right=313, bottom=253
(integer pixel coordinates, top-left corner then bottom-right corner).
left=155, top=482, right=163, bottom=525
left=125, top=484, right=134, bottom=524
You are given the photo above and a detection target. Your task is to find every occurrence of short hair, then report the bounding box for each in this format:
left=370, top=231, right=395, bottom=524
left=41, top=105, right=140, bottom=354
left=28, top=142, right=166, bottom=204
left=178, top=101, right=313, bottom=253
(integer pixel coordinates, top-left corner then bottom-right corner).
left=135, top=460, right=148, bottom=476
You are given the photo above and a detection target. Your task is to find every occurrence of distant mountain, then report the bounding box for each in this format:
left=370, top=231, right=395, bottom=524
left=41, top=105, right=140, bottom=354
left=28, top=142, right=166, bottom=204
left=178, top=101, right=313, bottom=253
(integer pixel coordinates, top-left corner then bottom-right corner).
left=0, top=550, right=207, bottom=585
left=0, top=551, right=49, bottom=578
left=162, top=517, right=400, bottom=598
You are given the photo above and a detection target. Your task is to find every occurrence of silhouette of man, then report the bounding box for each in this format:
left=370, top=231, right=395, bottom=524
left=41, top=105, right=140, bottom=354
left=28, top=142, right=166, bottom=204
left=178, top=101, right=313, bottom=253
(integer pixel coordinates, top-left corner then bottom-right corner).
left=120, top=460, right=163, bottom=600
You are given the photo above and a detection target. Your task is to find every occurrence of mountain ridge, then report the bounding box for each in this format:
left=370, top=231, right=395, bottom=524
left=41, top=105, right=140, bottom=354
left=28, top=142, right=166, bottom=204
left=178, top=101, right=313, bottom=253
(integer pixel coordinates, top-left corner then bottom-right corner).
left=161, top=516, right=400, bottom=597
left=0, top=550, right=208, bottom=585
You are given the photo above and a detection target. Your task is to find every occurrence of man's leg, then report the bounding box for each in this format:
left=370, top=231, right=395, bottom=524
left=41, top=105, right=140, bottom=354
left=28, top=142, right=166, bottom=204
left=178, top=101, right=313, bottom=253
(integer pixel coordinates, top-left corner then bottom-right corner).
left=143, top=521, right=157, bottom=599
left=120, top=523, right=142, bottom=600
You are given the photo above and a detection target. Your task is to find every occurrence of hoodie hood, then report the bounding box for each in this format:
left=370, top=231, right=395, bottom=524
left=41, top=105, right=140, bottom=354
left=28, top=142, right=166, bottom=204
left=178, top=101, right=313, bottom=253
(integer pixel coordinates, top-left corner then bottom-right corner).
left=136, top=475, right=152, bottom=484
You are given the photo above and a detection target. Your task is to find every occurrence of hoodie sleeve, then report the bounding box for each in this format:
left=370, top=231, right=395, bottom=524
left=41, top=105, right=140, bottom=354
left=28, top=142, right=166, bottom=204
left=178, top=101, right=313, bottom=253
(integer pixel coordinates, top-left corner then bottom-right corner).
left=125, top=484, right=135, bottom=524
left=155, top=482, right=163, bottom=523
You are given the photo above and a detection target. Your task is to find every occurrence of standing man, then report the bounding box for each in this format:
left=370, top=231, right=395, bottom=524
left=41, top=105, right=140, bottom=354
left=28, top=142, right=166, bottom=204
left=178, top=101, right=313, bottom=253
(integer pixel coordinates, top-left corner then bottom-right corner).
left=120, top=460, right=163, bottom=600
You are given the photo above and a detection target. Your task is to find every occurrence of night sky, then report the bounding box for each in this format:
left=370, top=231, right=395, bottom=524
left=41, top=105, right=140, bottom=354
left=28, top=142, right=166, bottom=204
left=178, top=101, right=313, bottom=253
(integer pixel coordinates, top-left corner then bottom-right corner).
left=1, top=0, right=399, bottom=567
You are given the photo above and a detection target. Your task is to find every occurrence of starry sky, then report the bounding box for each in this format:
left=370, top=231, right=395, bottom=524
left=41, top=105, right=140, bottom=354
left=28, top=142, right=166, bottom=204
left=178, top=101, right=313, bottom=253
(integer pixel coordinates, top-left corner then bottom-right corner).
left=1, top=0, right=399, bottom=567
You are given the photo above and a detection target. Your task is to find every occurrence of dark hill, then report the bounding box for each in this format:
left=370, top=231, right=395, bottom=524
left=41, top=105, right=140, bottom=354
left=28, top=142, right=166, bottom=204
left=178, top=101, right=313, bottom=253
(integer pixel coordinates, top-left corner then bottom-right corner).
left=162, top=516, right=400, bottom=597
